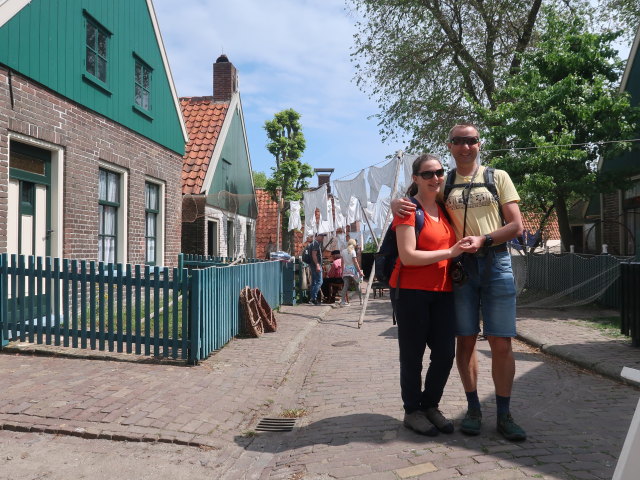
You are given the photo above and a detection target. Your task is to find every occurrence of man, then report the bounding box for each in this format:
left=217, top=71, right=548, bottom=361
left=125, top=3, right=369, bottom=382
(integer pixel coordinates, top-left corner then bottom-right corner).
left=392, top=124, right=526, bottom=441
left=322, top=250, right=343, bottom=302
left=308, top=233, right=325, bottom=305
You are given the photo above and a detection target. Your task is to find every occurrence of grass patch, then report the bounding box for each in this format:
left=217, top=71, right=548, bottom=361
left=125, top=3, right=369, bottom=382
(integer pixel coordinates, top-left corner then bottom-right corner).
left=571, top=315, right=625, bottom=339
left=280, top=408, right=308, bottom=418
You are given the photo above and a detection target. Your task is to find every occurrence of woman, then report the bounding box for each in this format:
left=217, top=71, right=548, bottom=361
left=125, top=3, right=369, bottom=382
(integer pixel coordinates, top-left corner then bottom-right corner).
left=339, top=239, right=363, bottom=306
left=390, top=154, right=473, bottom=436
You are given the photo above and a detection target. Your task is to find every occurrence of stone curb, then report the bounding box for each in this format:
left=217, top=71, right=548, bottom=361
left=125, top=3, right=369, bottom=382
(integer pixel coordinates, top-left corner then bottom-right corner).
left=516, top=331, right=640, bottom=388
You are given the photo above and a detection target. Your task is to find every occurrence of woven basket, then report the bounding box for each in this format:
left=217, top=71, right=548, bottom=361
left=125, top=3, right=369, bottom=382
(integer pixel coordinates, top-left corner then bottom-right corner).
left=253, top=288, right=277, bottom=332
left=240, top=286, right=264, bottom=337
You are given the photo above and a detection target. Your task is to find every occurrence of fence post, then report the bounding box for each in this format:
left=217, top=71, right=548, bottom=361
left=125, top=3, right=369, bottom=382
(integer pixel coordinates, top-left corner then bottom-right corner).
left=0, top=254, right=6, bottom=348
left=188, top=269, right=201, bottom=364
left=178, top=253, right=184, bottom=273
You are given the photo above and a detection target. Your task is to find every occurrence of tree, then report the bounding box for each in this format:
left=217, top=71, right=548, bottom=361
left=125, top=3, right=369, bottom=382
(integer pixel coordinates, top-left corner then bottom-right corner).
left=348, top=0, right=636, bottom=151
left=597, top=0, right=640, bottom=43
left=252, top=171, right=267, bottom=188
left=263, top=109, right=312, bottom=253
left=478, top=9, right=640, bottom=251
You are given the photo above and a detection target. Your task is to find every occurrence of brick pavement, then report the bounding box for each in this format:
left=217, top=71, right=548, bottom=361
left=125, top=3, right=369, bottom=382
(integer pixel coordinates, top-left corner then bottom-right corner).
left=0, top=298, right=639, bottom=479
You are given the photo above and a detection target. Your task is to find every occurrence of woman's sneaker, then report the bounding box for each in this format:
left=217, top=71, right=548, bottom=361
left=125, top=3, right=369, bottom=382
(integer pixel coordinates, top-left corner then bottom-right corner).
left=425, top=407, right=454, bottom=433
left=339, top=301, right=350, bottom=306
left=403, top=412, right=438, bottom=436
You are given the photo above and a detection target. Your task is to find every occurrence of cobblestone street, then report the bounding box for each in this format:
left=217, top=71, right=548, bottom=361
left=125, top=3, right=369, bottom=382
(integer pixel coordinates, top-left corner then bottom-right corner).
left=0, top=298, right=638, bottom=479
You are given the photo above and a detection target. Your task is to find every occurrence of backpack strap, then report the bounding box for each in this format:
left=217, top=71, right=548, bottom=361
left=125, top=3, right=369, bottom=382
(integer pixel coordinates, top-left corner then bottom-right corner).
left=443, top=168, right=457, bottom=203
left=393, top=197, right=425, bottom=305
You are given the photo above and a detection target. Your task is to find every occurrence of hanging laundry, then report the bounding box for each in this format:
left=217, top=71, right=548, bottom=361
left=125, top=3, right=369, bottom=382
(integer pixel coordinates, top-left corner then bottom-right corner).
left=346, top=196, right=363, bottom=226
left=333, top=198, right=347, bottom=229
left=317, top=199, right=334, bottom=234
left=336, top=232, right=347, bottom=250
left=333, top=170, right=368, bottom=219
left=402, top=153, right=419, bottom=189
left=303, top=184, right=328, bottom=224
left=367, top=157, right=398, bottom=203
left=288, top=201, right=302, bottom=232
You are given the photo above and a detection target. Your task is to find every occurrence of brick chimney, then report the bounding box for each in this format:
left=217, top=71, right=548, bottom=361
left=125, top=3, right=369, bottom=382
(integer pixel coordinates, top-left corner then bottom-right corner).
left=213, top=54, right=238, bottom=102
left=314, top=168, right=334, bottom=194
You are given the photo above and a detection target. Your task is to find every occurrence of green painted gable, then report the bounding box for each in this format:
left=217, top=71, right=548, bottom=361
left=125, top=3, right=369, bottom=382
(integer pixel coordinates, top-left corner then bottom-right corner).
left=207, top=107, right=257, bottom=218
left=601, top=38, right=640, bottom=174
left=0, top=0, right=185, bottom=155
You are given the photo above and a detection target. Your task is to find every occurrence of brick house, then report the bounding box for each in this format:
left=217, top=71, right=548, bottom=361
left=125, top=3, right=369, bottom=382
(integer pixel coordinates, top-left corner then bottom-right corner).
left=180, top=55, right=258, bottom=259
left=592, top=25, right=640, bottom=257
left=0, top=0, right=187, bottom=267
left=255, top=188, right=304, bottom=259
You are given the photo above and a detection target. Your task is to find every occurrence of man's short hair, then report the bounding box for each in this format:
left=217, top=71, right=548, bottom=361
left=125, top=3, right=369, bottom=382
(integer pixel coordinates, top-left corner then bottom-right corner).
left=331, top=250, right=340, bottom=255
left=448, top=123, right=480, bottom=141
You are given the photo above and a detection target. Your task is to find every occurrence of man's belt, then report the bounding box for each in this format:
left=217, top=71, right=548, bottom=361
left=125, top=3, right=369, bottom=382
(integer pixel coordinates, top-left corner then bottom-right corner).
left=476, top=243, right=508, bottom=256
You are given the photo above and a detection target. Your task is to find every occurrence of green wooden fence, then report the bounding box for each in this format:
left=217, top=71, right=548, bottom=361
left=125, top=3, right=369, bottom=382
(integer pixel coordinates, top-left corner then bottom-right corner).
left=0, top=253, right=284, bottom=363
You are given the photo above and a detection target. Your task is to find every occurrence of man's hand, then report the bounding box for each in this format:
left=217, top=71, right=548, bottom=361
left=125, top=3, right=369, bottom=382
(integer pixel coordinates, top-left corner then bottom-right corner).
left=390, top=197, right=416, bottom=218
left=316, top=264, right=321, bottom=272
left=460, top=235, right=484, bottom=253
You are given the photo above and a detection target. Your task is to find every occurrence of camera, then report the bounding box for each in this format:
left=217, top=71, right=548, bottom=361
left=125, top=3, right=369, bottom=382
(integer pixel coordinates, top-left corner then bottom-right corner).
left=450, top=259, right=468, bottom=285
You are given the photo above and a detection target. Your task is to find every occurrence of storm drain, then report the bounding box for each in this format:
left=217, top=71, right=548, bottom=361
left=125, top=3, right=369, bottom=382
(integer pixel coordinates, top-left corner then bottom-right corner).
left=255, top=417, right=297, bottom=432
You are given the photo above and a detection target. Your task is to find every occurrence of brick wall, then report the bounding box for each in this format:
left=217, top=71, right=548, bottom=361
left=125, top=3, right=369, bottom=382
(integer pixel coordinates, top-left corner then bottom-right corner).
left=213, top=55, right=237, bottom=102
left=0, top=67, right=183, bottom=266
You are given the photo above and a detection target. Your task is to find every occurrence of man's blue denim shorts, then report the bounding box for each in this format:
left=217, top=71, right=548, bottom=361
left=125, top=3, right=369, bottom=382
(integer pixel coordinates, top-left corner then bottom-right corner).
left=453, top=250, right=517, bottom=337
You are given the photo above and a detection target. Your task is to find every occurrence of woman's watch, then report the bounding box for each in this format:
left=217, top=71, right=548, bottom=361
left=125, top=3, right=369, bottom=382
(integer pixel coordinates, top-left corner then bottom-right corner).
left=484, top=234, right=494, bottom=248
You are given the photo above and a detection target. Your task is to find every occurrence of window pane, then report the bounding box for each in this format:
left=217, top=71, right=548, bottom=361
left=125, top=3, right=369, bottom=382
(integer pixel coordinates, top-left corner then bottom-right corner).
left=86, top=24, right=96, bottom=49
left=98, top=237, right=103, bottom=263
left=146, top=183, right=158, bottom=210
left=142, top=91, right=149, bottom=110
left=103, top=206, right=116, bottom=235
left=143, top=68, right=150, bottom=89
left=105, top=237, right=115, bottom=264
left=146, top=238, right=155, bottom=263
left=96, top=57, right=107, bottom=82
left=86, top=49, right=96, bottom=76
left=135, top=63, right=142, bottom=85
left=99, top=170, right=107, bottom=201
left=146, top=213, right=156, bottom=237
left=135, top=85, right=143, bottom=107
left=98, top=31, right=107, bottom=57
left=107, top=172, right=119, bottom=203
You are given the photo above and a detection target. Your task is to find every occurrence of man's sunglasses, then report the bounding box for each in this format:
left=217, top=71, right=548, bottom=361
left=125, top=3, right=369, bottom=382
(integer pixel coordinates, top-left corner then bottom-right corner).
left=416, top=169, right=445, bottom=180
left=449, top=136, right=480, bottom=146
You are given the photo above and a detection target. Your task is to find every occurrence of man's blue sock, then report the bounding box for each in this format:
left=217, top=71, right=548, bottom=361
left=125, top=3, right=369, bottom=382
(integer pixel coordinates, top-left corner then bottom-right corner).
left=496, top=394, right=510, bottom=417
left=465, top=391, right=481, bottom=411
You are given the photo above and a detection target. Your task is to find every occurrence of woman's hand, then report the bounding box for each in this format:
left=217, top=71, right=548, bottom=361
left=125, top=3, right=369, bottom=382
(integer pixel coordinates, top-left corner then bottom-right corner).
left=390, top=198, right=417, bottom=218
left=450, top=239, right=475, bottom=258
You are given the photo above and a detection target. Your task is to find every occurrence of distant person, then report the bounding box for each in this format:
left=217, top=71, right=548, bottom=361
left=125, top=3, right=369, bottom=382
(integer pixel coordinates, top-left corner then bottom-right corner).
left=322, top=250, right=343, bottom=302
left=339, top=239, right=363, bottom=306
left=308, top=233, right=325, bottom=305
left=392, top=124, right=526, bottom=441
left=390, top=154, right=472, bottom=436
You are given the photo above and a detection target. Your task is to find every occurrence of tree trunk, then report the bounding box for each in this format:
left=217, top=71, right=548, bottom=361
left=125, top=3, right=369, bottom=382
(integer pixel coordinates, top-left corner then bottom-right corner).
left=554, top=195, right=573, bottom=252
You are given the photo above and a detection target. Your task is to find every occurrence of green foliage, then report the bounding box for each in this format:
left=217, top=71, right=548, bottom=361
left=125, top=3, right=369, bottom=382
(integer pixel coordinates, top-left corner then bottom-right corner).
left=362, top=238, right=379, bottom=253
left=263, top=109, right=312, bottom=251
left=478, top=8, right=640, bottom=249
left=252, top=171, right=268, bottom=188
left=348, top=0, right=637, bottom=151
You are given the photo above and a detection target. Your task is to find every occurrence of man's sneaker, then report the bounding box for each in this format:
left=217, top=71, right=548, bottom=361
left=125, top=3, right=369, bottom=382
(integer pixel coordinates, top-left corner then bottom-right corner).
left=460, top=408, right=482, bottom=436
left=403, top=411, right=438, bottom=436
left=425, top=407, right=454, bottom=433
left=339, top=301, right=350, bottom=306
left=497, top=413, right=527, bottom=441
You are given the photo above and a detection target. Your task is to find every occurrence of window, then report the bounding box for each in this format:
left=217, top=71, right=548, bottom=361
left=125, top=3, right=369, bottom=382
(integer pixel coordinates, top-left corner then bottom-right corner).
left=145, top=182, right=159, bottom=265
left=227, top=220, right=234, bottom=257
left=245, top=223, right=253, bottom=259
left=207, top=220, right=218, bottom=257
left=135, top=59, right=152, bottom=111
left=98, top=169, right=119, bottom=263
left=85, top=17, right=109, bottom=83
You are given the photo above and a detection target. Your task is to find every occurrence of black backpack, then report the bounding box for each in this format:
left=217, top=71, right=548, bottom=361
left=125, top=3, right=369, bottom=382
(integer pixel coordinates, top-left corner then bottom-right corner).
left=374, top=197, right=425, bottom=288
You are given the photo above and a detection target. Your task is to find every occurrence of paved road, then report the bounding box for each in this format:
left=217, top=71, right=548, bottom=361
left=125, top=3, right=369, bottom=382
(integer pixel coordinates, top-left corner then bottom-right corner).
left=0, top=298, right=638, bottom=479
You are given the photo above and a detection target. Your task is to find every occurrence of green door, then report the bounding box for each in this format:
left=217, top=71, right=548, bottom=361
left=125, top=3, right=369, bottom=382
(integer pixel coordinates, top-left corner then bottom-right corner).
left=7, top=142, right=52, bottom=337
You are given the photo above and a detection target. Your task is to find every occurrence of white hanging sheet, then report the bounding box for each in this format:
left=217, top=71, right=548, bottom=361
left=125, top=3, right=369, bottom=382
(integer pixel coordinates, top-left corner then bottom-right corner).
left=333, top=170, right=368, bottom=219
left=288, top=201, right=302, bottom=231
left=367, top=158, right=398, bottom=203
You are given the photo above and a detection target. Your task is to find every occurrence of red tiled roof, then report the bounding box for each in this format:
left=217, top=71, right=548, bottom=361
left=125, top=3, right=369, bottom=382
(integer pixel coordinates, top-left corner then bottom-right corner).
left=180, top=96, right=229, bottom=195
left=255, top=189, right=304, bottom=259
left=521, top=211, right=561, bottom=241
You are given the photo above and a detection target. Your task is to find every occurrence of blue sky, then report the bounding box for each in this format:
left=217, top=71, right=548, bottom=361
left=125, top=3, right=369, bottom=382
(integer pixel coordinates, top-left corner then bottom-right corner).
left=153, top=0, right=395, bottom=185
left=153, top=0, right=634, bottom=186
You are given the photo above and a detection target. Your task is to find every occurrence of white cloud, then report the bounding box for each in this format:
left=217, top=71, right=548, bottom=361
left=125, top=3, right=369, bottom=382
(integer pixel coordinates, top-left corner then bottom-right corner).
left=153, top=0, right=398, bottom=179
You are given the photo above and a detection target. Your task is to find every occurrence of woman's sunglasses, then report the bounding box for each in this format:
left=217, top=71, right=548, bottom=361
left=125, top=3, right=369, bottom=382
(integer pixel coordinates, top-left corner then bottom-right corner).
left=416, top=169, right=445, bottom=180
left=449, top=136, right=480, bottom=146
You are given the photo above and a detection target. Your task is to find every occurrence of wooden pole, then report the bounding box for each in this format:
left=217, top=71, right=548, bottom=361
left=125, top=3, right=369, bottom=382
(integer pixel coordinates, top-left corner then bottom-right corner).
left=358, top=151, right=403, bottom=328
